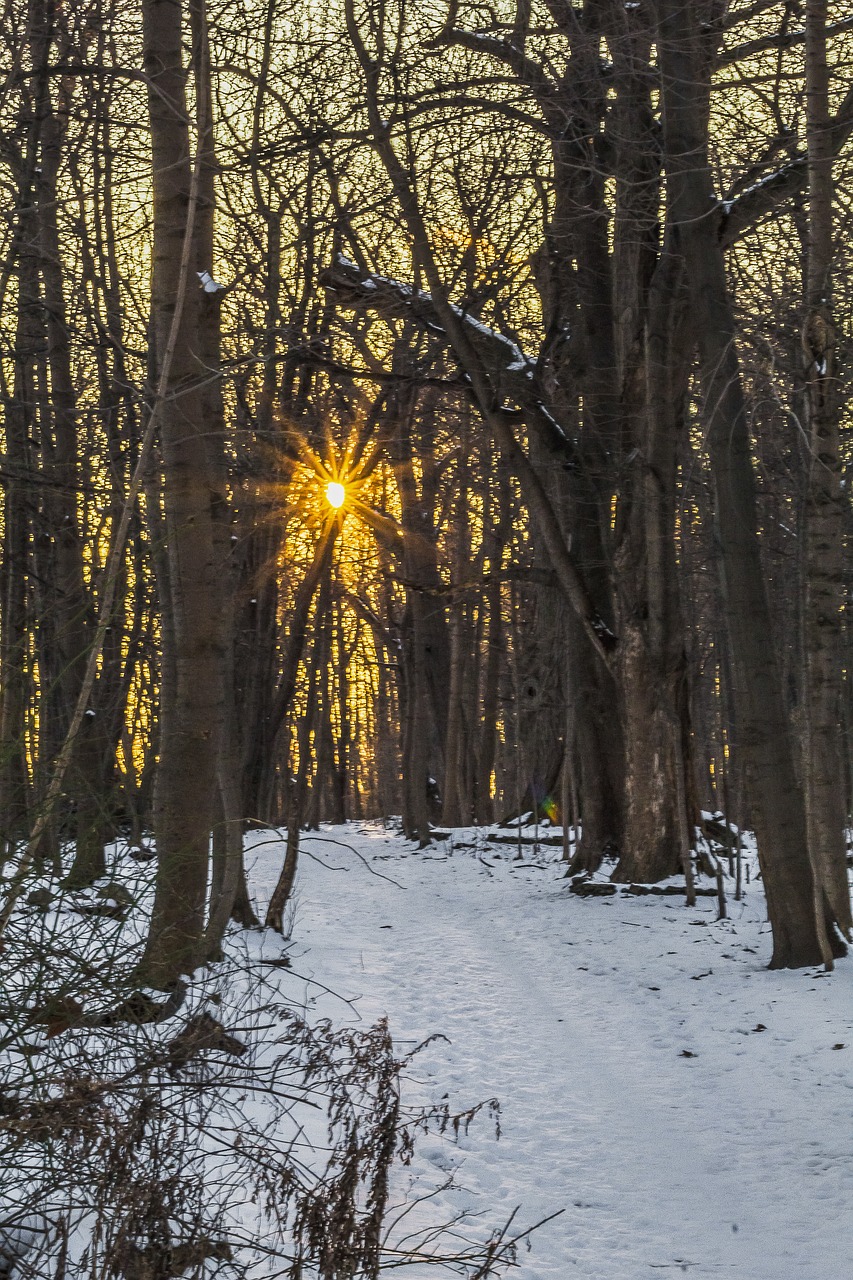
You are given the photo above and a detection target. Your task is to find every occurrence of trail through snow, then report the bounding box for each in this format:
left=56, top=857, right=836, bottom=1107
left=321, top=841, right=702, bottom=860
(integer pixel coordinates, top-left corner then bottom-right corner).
left=249, top=825, right=853, bottom=1280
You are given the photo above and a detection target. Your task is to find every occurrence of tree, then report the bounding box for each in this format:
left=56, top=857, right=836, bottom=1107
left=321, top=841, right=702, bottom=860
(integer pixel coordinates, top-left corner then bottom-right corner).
left=801, top=0, right=853, bottom=946
left=138, top=0, right=229, bottom=985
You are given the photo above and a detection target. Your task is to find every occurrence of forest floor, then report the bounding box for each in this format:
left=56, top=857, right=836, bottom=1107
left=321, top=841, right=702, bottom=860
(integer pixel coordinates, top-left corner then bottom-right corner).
left=5, top=825, right=852, bottom=1279
left=246, top=821, right=853, bottom=1280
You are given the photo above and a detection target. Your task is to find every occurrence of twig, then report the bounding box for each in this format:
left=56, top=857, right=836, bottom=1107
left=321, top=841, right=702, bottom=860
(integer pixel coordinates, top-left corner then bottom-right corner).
left=301, top=836, right=407, bottom=888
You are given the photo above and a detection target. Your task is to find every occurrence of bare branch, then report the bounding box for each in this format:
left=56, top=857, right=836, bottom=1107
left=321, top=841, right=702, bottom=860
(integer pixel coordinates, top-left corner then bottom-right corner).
left=320, top=256, right=573, bottom=459
left=719, top=81, right=853, bottom=245
left=425, top=21, right=557, bottom=106
left=718, top=13, right=853, bottom=65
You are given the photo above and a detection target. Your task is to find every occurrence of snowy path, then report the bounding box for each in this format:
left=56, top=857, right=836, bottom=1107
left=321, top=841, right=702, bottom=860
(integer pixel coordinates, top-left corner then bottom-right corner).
left=249, top=826, right=853, bottom=1280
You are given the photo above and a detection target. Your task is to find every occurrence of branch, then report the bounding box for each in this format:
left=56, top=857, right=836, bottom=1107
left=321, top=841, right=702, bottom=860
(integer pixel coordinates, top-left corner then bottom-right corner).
left=425, top=22, right=557, bottom=107
left=290, top=344, right=466, bottom=390
left=389, top=90, right=550, bottom=137
left=320, top=256, right=573, bottom=460
left=718, top=14, right=853, bottom=65
left=719, top=81, right=853, bottom=247
left=721, top=0, right=786, bottom=32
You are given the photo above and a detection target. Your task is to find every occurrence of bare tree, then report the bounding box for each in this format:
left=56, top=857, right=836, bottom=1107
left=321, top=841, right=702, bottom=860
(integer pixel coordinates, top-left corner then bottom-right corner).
left=801, top=0, right=853, bottom=947
left=138, top=0, right=229, bottom=985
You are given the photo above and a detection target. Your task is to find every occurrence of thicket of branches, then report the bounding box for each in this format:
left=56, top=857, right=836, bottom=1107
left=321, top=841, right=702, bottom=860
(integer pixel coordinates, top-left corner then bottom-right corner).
left=0, top=0, right=851, bottom=1006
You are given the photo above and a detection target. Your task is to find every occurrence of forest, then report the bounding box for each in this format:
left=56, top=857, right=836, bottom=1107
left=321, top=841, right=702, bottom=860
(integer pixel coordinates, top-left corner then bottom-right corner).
left=1, top=1, right=852, bottom=1277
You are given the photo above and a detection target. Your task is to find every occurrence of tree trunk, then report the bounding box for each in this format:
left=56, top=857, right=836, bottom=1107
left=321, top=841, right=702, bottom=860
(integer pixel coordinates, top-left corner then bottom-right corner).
left=391, top=384, right=449, bottom=837
left=24, top=3, right=104, bottom=882
left=139, top=0, right=227, bottom=987
left=655, top=0, right=831, bottom=969
left=800, top=0, right=852, bottom=949
left=265, top=595, right=326, bottom=932
left=474, top=479, right=507, bottom=825
left=442, top=437, right=473, bottom=827
left=0, top=163, right=39, bottom=859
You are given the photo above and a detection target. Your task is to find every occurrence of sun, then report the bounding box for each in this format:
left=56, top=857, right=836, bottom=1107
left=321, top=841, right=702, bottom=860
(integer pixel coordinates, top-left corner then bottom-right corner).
left=325, top=480, right=346, bottom=509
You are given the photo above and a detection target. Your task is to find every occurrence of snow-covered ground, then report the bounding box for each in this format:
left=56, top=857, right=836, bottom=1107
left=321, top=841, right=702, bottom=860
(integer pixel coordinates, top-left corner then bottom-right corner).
left=3, top=823, right=851, bottom=1279
left=247, top=823, right=853, bottom=1280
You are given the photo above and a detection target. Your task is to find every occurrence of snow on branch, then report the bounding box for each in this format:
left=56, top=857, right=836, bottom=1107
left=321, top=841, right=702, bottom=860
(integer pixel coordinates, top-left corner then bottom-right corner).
left=718, top=159, right=808, bottom=247
left=719, top=82, right=853, bottom=248
left=320, top=255, right=573, bottom=457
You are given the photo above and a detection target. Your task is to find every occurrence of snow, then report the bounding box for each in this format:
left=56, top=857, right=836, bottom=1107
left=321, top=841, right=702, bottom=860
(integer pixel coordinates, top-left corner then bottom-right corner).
left=535, top=402, right=569, bottom=440
left=331, top=254, right=536, bottom=380
left=720, top=162, right=798, bottom=219
left=248, top=823, right=853, bottom=1280
left=197, top=270, right=225, bottom=293
left=446, top=305, right=531, bottom=372
left=3, top=824, right=851, bottom=1279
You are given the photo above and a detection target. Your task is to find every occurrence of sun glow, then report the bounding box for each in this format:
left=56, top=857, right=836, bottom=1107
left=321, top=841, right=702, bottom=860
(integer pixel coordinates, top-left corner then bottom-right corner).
left=326, top=480, right=346, bottom=509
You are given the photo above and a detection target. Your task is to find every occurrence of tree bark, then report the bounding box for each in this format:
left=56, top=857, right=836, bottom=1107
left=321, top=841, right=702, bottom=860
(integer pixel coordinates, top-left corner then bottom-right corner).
left=22, top=2, right=105, bottom=882
left=800, top=0, right=852, bottom=949
left=265, top=577, right=329, bottom=932
left=654, top=0, right=831, bottom=968
left=139, top=0, right=227, bottom=987
left=0, top=150, right=39, bottom=859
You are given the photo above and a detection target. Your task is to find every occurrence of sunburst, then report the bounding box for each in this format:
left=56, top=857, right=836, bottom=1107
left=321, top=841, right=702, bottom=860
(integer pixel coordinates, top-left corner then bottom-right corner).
left=325, top=480, right=346, bottom=509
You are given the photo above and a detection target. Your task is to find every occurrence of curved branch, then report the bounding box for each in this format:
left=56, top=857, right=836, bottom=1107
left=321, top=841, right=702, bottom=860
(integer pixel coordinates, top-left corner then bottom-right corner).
left=320, top=256, right=574, bottom=460
left=718, top=13, right=853, bottom=66
left=719, top=80, right=853, bottom=247
left=425, top=24, right=557, bottom=106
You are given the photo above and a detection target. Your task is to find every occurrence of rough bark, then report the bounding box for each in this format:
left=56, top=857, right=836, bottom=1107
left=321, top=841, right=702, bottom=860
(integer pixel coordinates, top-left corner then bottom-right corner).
left=139, top=0, right=227, bottom=987
left=0, top=167, right=39, bottom=858
left=654, top=0, right=831, bottom=969
left=800, top=0, right=852, bottom=948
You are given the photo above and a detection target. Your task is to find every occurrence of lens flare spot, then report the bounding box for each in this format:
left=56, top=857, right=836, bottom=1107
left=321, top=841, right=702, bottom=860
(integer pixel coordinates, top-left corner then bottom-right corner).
left=541, top=795, right=558, bottom=823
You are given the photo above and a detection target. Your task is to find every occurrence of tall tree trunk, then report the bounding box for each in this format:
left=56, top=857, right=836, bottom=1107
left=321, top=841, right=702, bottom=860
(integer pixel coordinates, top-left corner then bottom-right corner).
left=306, top=598, right=334, bottom=829
left=655, top=0, right=831, bottom=969
left=391, top=384, right=450, bottom=835
left=190, top=0, right=258, bottom=941
left=605, top=8, right=690, bottom=883
left=474, top=468, right=508, bottom=825
left=611, top=241, right=695, bottom=882
left=399, top=597, right=433, bottom=846
left=265, top=582, right=328, bottom=932
left=63, top=84, right=141, bottom=885
left=139, top=0, right=227, bottom=987
left=801, top=0, right=852, bottom=948
left=0, top=157, right=39, bottom=857
left=442, top=427, right=472, bottom=827
left=25, top=1, right=103, bottom=879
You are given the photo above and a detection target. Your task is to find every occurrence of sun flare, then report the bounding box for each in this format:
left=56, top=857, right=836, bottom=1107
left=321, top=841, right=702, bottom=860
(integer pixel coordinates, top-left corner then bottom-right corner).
left=325, top=480, right=346, bottom=509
